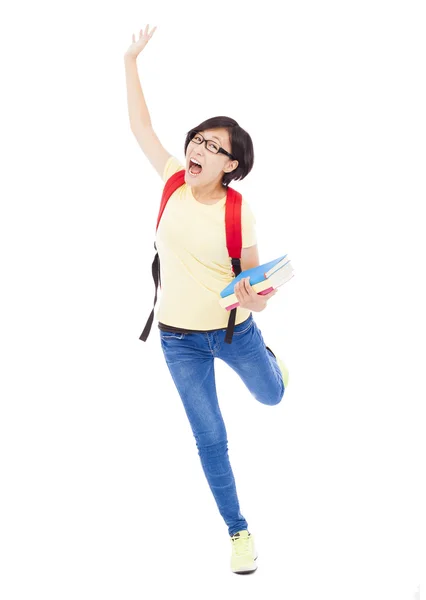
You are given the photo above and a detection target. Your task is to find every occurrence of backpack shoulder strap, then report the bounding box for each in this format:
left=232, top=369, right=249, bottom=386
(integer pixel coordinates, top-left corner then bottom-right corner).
left=224, top=186, right=243, bottom=344
left=156, top=169, right=186, bottom=231
left=225, top=188, right=243, bottom=275
left=224, top=186, right=243, bottom=267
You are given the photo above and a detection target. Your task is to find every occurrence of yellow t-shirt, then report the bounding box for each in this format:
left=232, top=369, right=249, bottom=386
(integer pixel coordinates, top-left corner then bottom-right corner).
left=155, top=156, right=257, bottom=331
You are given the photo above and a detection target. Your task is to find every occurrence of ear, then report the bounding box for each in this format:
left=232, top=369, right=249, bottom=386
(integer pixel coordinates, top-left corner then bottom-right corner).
left=224, top=160, right=239, bottom=173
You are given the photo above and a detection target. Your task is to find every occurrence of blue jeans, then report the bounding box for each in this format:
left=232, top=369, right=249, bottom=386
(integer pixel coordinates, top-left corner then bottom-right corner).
left=159, top=313, right=285, bottom=537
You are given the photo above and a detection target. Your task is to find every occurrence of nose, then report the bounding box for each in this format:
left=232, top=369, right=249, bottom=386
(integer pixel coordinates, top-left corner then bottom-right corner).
left=192, top=147, right=205, bottom=160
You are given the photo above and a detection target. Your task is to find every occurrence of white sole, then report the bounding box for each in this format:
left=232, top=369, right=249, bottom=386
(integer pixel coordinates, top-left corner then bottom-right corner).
left=232, top=555, right=258, bottom=574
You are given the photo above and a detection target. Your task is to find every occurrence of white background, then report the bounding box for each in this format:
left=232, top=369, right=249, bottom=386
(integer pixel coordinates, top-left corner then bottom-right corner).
left=0, top=1, right=424, bottom=599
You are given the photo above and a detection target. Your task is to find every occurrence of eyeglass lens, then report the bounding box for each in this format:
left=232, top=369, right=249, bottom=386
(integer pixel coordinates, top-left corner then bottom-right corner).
left=191, top=133, right=220, bottom=153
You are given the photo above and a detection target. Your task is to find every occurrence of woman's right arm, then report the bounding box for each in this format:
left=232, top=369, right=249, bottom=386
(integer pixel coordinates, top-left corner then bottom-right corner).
left=124, top=25, right=171, bottom=178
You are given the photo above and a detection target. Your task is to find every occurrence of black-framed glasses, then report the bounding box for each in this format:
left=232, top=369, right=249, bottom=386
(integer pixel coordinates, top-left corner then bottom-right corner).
left=189, top=131, right=235, bottom=160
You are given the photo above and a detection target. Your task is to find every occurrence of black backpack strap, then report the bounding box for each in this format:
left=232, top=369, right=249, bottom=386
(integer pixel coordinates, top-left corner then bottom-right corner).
left=225, top=257, right=242, bottom=344
left=139, top=242, right=161, bottom=342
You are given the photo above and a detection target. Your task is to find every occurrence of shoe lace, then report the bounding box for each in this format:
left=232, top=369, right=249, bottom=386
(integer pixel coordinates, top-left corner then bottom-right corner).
left=231, top=533, right=250, bottom=556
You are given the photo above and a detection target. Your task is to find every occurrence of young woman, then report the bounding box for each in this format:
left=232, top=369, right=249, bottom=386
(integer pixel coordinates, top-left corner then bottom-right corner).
left=124, top=25, right=289, bottom=575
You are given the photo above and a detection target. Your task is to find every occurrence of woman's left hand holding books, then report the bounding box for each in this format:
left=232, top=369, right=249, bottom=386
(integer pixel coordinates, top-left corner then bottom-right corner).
left=234, top=277, right=277, bottom=312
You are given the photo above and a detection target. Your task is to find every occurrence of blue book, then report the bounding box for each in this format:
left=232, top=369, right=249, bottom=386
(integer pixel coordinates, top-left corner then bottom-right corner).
left=220, top=254, right=291, bottom=299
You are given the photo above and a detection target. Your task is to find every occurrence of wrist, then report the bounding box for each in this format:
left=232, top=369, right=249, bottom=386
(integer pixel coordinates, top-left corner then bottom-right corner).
left=124, top=53, right=137, bottom=62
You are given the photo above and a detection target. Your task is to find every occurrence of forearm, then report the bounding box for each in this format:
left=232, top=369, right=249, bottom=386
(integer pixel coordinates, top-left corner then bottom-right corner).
left=124, top=54, right=152, bottom=129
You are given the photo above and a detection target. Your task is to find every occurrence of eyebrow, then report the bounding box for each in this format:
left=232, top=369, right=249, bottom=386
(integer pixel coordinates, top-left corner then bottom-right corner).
left=202, top=133, right=221, bottom=143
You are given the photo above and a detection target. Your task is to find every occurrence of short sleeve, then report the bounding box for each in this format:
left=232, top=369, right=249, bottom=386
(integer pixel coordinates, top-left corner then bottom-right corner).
left=241, top=198, right=257, bottom=248
left=162, top=156, right=185, bottom=183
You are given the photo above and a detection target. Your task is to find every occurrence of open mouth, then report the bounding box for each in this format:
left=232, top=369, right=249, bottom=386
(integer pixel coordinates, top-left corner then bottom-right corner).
left=188, top=158, right=203, bottom=176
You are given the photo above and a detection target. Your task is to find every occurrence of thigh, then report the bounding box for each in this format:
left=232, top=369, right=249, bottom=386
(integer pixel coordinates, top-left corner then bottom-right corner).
left=216, top=315, right=284, bottom=405
left=160, top=331, right=228, bottom=446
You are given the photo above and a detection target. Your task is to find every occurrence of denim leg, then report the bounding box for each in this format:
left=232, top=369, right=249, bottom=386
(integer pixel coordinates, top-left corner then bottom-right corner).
left=160, top=331, right=248, bottom=536
left=216, top=314, right=285, bottom=406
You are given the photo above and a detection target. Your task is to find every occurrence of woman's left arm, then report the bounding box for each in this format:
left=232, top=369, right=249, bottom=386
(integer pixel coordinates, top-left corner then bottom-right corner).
left=240, top=244, right=260, bottom=272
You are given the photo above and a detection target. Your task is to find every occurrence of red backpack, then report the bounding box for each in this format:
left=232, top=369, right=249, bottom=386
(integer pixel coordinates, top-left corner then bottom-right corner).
left=139, top=169, right=243, bottom=344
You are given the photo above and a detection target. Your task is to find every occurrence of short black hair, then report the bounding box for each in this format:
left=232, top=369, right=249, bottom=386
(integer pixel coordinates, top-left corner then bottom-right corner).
left=184, top=116, right=254, bottom=187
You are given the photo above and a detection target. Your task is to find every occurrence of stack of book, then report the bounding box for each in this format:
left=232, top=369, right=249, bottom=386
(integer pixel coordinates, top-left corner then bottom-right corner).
left=219, top=254, right=294, bottom=311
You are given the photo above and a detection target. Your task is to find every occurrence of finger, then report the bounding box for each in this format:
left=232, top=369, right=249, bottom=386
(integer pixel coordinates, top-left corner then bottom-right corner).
left=235, top=281, right=245, bottom=300
left=132, top=33, right=135, bottom=43
left=235, top=285, right=246, bottom=307
left=239, top=281, right=250, bottom=300
left=144, top=24, right=149, bottom=35
left=149, top=26, right=157, bottom=37
left=244, top=278, right=255, bottom=295
left=243, top=281, right=252, bottom=296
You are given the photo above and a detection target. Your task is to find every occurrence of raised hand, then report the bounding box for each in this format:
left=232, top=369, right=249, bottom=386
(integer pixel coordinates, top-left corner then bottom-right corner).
left=125, top=24, right=157, bottom=59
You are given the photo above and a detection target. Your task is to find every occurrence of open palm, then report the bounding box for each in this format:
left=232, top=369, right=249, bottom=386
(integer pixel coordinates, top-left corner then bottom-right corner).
left=125, top=24, right=157, bottom=58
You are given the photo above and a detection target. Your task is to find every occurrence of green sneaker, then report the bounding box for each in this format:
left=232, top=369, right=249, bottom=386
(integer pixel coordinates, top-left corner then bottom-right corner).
left=230, top=530, right=258, bottom=574
left=266, top=346, right=289, bottom=389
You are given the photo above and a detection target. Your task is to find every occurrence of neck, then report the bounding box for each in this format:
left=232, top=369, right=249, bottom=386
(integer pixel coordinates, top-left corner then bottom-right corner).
left=191, top=178, right=226, bottom=202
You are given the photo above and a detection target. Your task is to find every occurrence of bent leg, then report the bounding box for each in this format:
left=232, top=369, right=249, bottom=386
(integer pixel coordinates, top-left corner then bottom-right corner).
left=216, top=315, right=285, bottom=406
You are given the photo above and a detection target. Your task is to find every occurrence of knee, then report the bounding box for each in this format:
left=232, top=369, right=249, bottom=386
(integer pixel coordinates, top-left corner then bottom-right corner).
left=194, top=428, right=227, bottom=453
left=269, top=392, right=283, bottom=406
left=196, top=438, right=229, bottom=458
left=276, top=383, right=285, bottom=404
left=195, top=438, right=230, bottom=476
left=274, top=379, right=286, bottom=404
left=261, top=383, right=285, bottom=406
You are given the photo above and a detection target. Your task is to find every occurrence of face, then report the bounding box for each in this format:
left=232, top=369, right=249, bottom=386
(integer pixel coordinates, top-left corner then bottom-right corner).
left=185, top=127, right=239, bottom=186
